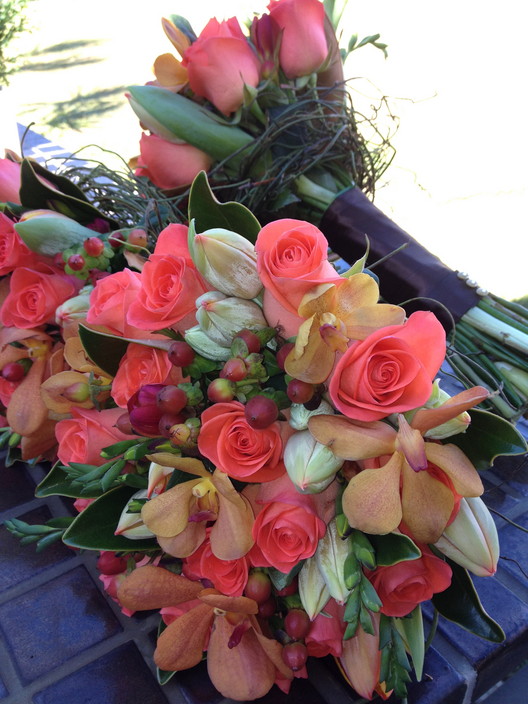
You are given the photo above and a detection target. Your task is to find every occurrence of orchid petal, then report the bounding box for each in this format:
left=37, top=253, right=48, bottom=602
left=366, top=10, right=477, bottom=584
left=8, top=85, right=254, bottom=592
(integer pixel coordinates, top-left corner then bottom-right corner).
left=251, top=622, right=294, bottom=679
left=153, top=53, right=188, bottom=89
left=297, top=283, right=337, bottom=318
left=158, top=523, right=206, bottom=558
left=285, top=315, right=335, bottom=383
left=161, top=17, right=191, bottom=56
left=145, top=453, right=210, bottom=477
left=117, top=565, right=203, bottom=610
left=141, top=479, right=201, bottom=537
left=342, top=453, right=403, bottom=534
left=335, top=273, right=380, bottom=313
left=6, top=357, right=48, bottom=436
left=199, top=589, right=259, bottom=615
left=396, top=415, right=427, bottom=472
left=339, top=613, right=381, bottom=700
left=425, top=443, right=484, bottom=497
left=401, top=461, right=455, bottom=543
left=308, top=414, right=396, bottom=460
left=210, top=470, right=255, bottom=560
left=207, top=616, right=276, bottom=700
left=411, top=386, right=490, bottom=433
left=155, top=602, right=212, bottom=671
left=344, top=304, right=406, bottom=340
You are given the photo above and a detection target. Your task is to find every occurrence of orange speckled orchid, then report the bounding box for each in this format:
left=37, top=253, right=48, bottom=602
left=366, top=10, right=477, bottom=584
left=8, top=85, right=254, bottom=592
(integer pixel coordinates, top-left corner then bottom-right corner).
left=309, top=386, right=489, bottom=543
left=284, top=273, right=405, bottom=384
left=141, top=454, right=255, bottom=560
left=117, top=565, right=293, bottom=700
left=151, top=18, right=191, bottom=91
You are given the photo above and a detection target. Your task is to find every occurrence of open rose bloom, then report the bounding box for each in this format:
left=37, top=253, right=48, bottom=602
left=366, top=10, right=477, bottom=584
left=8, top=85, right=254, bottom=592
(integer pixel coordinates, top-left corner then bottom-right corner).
left=2, top=4, right=522, bottom=700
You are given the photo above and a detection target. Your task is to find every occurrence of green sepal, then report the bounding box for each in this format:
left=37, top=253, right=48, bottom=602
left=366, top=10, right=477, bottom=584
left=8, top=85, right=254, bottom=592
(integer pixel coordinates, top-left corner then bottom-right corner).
left=394, top=606, right=425, bottom=682
left=450, top=408, right=527, bottom=470
left=369, top=532, right=422, bottom=566
left=359, top=575, right=382, bottom=612
left=62, top=485, right=158, bottom=552
left=78, top=325, right=130, bottom=377
left=18, top=158, right=119, bottom=228
left=100, top=439, right=143, bottom=459
left=432, top=558, right=505, bottom=641
left=35, top=461, right=102, bottom=499
left=268, top=561, right=304, bottom=592
left=188, top=171, right=261, bottom=243
left=350, top=529, right=376, bottom=569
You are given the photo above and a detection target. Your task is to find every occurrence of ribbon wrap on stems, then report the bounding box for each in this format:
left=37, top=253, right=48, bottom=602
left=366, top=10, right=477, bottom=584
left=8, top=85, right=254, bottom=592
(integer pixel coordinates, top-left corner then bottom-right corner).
left=320, top=187, right=481, bottom=329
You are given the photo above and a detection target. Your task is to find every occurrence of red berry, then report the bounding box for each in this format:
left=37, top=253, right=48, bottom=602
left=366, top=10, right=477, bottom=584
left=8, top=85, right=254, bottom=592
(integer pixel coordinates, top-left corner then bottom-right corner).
left=67, top=254, right=85, bottom=271
left=115, top=412, right=134, bottom=435
left=282, top=642, right=308, bottom=671
left=220, top=358, right=247, bottom=381
left=207, top=378, right=235, bottom=403
left=284, top=609, right=311, bottom=641
left=276, top=343, right=294, bottom=371
left=234, top=329, right=261, bottom=354
left=244, top=395, right=278, bottom=429
left=158, top=412, right=186, bottom=438
left=127, top=228, right=148, bottom=247
left=83, top=236, right=105, bottom=257
left=276, top=577, right=298, bottom=597
left=96, top=551, right=127, bottom=575
left=108, top=231, right=126, bottom=249
left=258, top=596, right=277, bottom=619
left=1, top=362, right=25, bottom=382
left=244, top=571, right=272, bottom=604
left=156, top=385, right=187, bottom=414
left=168, top=341, right=195, bottom=368
left=287, top=379, right=314, bottom=404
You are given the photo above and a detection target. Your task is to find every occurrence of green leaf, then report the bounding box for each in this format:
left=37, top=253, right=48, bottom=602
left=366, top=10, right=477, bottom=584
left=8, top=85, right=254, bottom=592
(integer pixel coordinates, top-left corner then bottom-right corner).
left=268, top=562, right=304, bottom=592
left=432, top=559, right=505, bottom=642
left=101, top=439, right=142, bottom=459
left=35, top=462, right=102, bottom=498
left=78, top=325, right=130, bottom=377
left=450, top=408, right=527, bottom=470
left=369, top=532, right=422, bottom=566
left=18, top=159, right=119, bottom=228
left=188, top=172, right=261, bottom=243
left=394, top=606, right=425, bottom=681
left=62, top=485, right=158, bottom=552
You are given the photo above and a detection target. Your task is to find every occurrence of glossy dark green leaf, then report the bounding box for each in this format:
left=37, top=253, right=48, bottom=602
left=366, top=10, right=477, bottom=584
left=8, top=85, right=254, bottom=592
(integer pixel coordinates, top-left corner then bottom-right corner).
left=78, top=324, right=130, bottom=377
left=18, top=159, right=119, bottom=228
left=188, top=171, right=261, bottom=243
left=450, top=409, right=527, bottom=470
left=369, top=532, right=422, bottom=566
left=268, top=561, right=304, bottom=592
left=62, top=485, right=158, bottom=551
left=35, top=462, right=102, bottom=498
left=432, top=559, right=505, bottom=642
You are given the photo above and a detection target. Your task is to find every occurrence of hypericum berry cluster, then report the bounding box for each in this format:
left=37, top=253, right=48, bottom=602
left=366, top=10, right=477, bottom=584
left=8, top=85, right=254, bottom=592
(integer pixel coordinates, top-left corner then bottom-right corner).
left=63, top=236, right=115, bottom=279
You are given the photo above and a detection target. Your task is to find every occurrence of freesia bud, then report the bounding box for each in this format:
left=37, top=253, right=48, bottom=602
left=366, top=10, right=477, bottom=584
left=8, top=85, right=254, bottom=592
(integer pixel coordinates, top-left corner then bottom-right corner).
left=55, top=286, right=93, bottom=325
left=289, top=399, right=334, bottom=430
left=315, top=518, right=351, bottom=604
left=434, top=497, right=499, bottom=576
left=298, top=555, right=330, bottom=620
left=284, top=429, right=343, bottom=493
left=184, top=326, right=231, bottom=360
left=189, top=228, right=262, bottom=299
left=195, top=291, right=267, bottom=346
left=114, top=490, right=155, bottom=539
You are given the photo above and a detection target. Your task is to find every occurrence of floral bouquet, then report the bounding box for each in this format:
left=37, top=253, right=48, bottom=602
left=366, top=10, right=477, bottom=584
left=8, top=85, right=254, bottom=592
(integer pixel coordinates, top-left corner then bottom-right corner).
left=1, top=159, right=526, bottom=701
left=123, top=0, right=528, bottom=422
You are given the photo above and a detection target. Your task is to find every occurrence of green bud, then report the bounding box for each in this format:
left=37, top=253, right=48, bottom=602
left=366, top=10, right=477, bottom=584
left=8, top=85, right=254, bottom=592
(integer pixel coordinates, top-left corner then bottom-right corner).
left=298, top=556, right=330, bottom=620
left=195, top=291, right=267, bottom=347
left=315, top=519, right=350, bottom=603
left=284, top=430, right=343, bottom=493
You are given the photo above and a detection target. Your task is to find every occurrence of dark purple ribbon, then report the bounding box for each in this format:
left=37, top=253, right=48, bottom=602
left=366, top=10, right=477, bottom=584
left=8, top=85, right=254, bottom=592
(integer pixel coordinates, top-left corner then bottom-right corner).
left=319, top=187, right=480, bottom=329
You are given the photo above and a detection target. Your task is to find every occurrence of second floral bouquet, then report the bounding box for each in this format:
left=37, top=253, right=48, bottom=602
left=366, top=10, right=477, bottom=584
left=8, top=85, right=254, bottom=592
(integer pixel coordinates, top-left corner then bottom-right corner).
left=2, top=168, right=526, bottom=702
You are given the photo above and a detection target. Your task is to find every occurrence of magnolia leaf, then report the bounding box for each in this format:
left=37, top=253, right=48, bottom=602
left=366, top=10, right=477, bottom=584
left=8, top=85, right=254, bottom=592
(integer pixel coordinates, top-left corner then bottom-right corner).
left=432, top=559, right=505, bottom=642
left=78, top=325, right=129, bottom=377
left=188, top=171, right=261, bottom=243
left=394, top=606, right=425, bottom=682
left=369, top=532, right=422, bottom=566
left=268, top=562, right=304, bottom=592
left=62, top=485, right=158, bottom=551
left=18, top=159, right=119, bottom=228
left=35, top=462, right=102, bottom=499
left=450, top=408, right=527, bottom=470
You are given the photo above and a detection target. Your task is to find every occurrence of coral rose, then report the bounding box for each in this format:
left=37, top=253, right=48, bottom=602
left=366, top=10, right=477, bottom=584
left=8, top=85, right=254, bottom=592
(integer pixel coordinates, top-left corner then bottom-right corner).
left=328, top=311, right=446, bottom=421
left=0, top=158, right=21, bottom=204
left=183, top=17, right=261, bottom=115
left=0, top=212, right=41, bottom=276
left=134, top=133, right=212, bottom=190
left=111, top=343, right=184, bottom=408
left=0, top=263, right=80, bottom=329
left=268, top=0, right=328, bottom=78
left=368, top=550, right=452, bottom=618
left=198, top=401, right=286, bottom=483
left=305, top=598, right=345, bottom=658
left=55, top=407, right=135, bottom=466
left=183, top=532, right=250, bottom=597
left=255, top=219, right=341, bottom=337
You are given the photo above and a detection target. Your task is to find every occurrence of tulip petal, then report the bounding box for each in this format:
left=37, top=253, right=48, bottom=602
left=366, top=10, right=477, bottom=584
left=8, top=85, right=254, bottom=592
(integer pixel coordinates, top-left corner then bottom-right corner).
left=411, top=386, right=490, bottom=433
left=117, top=565, right=203, bottom=610
left=155, top=602, right=212, bottom=671
left=342, top=453, right=403, bottom=534
left=141, top=480, right=200, bottom=537
left=401, top=461, right=455, bottom=543
left=308, top=415, right=396, bottom=460
left=207, top=616, right=276, bottom=700
left=210, top=470, right=255, bottom=560
left=425, top=443, right=484, bottom=497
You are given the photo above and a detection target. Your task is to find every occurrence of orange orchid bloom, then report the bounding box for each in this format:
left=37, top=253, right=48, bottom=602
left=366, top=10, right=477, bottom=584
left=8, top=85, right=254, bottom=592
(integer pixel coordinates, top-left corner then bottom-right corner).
left=117, top=565, right=293, bottom=700
left=141, top=455, right=255, bottom=560
left=309, top=387, right=489, bottom=543
left=285, top=273, right=405, bottom=384
left=151, top=18, right=191, bottom=92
